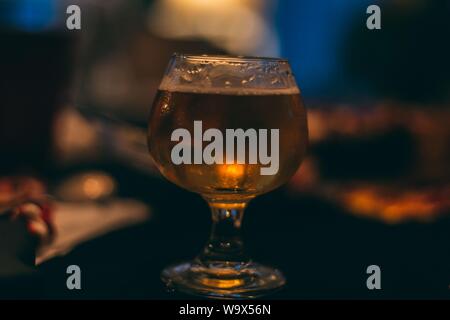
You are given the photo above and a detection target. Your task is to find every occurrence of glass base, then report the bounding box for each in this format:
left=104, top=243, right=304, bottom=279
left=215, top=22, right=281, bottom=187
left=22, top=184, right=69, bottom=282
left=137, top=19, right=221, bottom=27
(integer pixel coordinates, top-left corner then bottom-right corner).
left=161, top=260, right=286, bottom=299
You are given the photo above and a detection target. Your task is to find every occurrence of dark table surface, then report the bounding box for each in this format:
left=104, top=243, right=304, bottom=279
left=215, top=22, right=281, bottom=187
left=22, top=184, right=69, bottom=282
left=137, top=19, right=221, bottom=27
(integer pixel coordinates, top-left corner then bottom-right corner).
left=2, top=163, right=450, bottom=299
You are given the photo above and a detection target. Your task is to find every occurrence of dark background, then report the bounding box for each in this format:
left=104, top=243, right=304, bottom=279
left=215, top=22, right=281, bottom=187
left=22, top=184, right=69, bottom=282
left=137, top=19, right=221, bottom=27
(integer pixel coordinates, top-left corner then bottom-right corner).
left=0, top=0, right=449, bottom=299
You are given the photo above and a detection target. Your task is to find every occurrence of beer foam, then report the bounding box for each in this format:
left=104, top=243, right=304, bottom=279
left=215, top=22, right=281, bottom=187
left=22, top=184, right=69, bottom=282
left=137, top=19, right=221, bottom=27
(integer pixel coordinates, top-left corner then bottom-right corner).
left=159, top=77, right=300, bottom=96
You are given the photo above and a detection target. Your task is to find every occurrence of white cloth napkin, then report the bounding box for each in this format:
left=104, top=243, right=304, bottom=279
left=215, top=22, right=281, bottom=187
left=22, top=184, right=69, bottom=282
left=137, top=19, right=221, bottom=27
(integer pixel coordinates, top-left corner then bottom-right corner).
left=36, top=199, right=150, bottom=264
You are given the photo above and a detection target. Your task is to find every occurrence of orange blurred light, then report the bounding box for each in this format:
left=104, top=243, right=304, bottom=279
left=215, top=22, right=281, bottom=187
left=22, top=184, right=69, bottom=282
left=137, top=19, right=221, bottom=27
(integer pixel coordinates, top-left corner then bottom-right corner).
left=341, top=186, right=449, bottom=224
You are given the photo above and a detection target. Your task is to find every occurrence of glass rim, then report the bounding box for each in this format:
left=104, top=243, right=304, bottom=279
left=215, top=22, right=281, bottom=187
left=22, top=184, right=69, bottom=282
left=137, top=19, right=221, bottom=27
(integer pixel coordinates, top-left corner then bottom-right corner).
left=172, top=53, right=289, bottom=63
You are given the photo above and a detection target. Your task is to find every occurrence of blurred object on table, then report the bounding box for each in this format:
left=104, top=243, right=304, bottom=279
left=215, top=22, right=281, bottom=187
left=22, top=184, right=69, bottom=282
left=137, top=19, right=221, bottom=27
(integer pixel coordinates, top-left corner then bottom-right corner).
left=0, top=174, right=150, bottom=268
left=0, top=176, right=53, bottom=244
left=0, top=175, right=53, bottom=295
left=0, top=176, right=46, bottom=209
left=36, top=198, right=150, bottom=264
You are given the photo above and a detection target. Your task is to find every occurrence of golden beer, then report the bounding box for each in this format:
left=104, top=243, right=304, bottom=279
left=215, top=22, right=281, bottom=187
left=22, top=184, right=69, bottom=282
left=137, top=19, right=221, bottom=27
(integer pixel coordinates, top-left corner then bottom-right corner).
left=148, top=89, right=307, bottom=201
left=148, top=54, right=308, bottom=298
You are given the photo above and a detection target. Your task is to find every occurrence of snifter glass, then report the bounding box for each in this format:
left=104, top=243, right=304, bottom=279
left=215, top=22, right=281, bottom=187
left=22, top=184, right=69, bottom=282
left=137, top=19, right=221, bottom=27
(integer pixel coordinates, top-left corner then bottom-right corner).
left=148, top=54, right=308, bottom=298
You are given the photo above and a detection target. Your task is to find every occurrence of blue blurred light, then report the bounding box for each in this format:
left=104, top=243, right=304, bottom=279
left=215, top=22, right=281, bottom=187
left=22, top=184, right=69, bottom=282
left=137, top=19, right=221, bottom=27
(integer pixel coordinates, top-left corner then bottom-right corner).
left=276, top=0, right=373, bottom=98
left=4, top=0, right=57, bottom=32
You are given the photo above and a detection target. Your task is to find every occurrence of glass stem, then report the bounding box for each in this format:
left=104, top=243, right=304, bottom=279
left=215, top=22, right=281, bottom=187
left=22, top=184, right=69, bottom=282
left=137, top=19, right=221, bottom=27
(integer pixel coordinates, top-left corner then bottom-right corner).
left=198, top=202, right=250, bottom=267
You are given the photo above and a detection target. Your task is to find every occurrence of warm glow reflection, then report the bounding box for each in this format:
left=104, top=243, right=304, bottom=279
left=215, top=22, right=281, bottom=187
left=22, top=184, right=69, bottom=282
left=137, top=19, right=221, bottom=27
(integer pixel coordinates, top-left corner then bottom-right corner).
left=81, top=174, right=116, bottom=200
left=219, top=164, right=245, bottom=179
left=201, top=278, right=245, bottom=289
left=57, top=172, right=116, bottom=201
left=217, top=164, right=246, bottom=188
left=83, top=178, right=103, bottom=199
left=341, top=186, right=450, bottom=224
